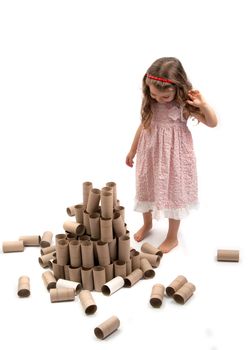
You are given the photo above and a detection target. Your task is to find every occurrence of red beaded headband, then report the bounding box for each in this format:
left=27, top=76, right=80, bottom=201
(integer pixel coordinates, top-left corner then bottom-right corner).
left=146, top=74, right=175, bottom=85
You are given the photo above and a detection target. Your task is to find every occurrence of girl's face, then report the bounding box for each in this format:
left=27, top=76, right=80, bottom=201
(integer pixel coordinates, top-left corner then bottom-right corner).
left=149, top=84, right=176, bottom=103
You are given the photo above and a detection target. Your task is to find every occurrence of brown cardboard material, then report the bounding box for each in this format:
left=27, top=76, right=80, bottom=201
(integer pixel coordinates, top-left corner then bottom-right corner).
left=106, top=182, right=117, bottom=208
left=79, top=235, right=91, bottom=242
left=18, top=235, right=41, bottom=246
left=40, top=231, right=53, bottom=248
left=68, top=266, right=82, bottom=283
left=101, top=192, right=113, bottom=219
left=42, top=271, right=57, bottom=290
left=217, top=249, right=239, bottom=262
left=114, top=205, right=125, bottom=221
left=105, top=263, right=114, bottom=282
left=108, top=238, right=117, bottom=262
left=74, top=204, right=85, bottom=224
left=81, top=267, right=94, bottom=291
left=83, top=181, right=93, bottom=206
left=140, top=258, right=155, bottom=279
left=79, top=290, right=97, bottom=315
left=166, top=275, right=188, bottom=296
left=69, top=240, right=81, bottom=267
left=38, top=252, right=55, bottom=268
left=130, top=250, right=140, bottom=270
left=50, top=287, right=75, bottom=303
left=140, top=252, right=161, bottom=268
left=141, top=242, right=163, bottom=258
left=80, top=240, right=94, bottom=268
left=66, top=205, right=76, bottom=217
left=114, top=260, right=126, bottom=278
left=100, top=217, right=113, bottom=243
left=89, top=213, right=101, bottom=240
left=56, top=239, right=69, bottom=266
left=150, top=284, right=165, bottom=308
left=41, top=245, right=56, bottom=256
left=173, top=282, right=196, bottom=304
left=55, top=233, right=67, bottom=243
left=64, top=265, right=70, bottom=280
left=118, top=235, right=130, bottom=262
left=126, top=260, right=132, bottom=276
left=2, top=240, right=24, bottom=253
left=83, top=210, right=91, bottom=235
left=63, top=221, right=85, bottom=236
left=124, top=268, right=143, bottom=287
left=96, top=241, right=110, bottom=266
left=93, top=266, right=106, bottom=292
left=56, top=278, right=82, bottom=294
left=112, top=213, right=125, bottom=237
left=91, top=238, right=99, bottom=264
left=87, top=188, right=101, bottom=214
left=94, top=315, right=120, bottom=340
left=66, top=232, right=77, bottom=241
left=17, top=276, right=30, bottom=297
left=101, top=276, right=124, bottom=296
left=52, top=259, right=65, bottom=280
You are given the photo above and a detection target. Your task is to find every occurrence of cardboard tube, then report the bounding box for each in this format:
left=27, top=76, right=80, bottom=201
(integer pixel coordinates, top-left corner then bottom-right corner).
left=83, top=181, right=93, bottom=206
left=68, top=266, right=82, bottom=283
left=100, top=217, right=113, bottom=243
left=41, top=245, right=56, bottom=256
left=56, top=278, right=81, bottom=294
left=126, top=260, right=132, bottom=276
left=94, top=315, right=120, bottom=340
left=83, top=210, right=91, bottom=235
left=56, top=239, right=69, bottom=266
left=64, top=265, right=70, bottom=280
left=141, top=242, right=163, bottom=258
left=66, top=232, right=77, bottom=241
left=124, top=268, right=143, bottom=287
left=150, top=284, right=165, bottom=308
left=69, top=240, right=81, bottom=267
left=118, top=235, right=130, bottom=262
left=2, top=240, right=24, bottom=253
left=74, top=204, right=85, bottom=224
left=140, top=258, right=155, bottom=279
left=131, top=250, right=140, bottom=270
left=112, top=213, right=125, bottom=237
left=81, top=240, right=94, bottom=268
left=105, top=263, right=114, bottom=282
left=96, top=241, right=110, bottom=266
left=52, top=259, right=65, bottom=280
left=63, top=221, right=85, bottom=236
left=66, top=205, right=76, bottom=217
left=173, top=282, right=196, bottom=304
left=114, top=205, right=125, bottom=221
left=42, top=271, right=56, bottom=290
left=40, top=231, right=53, bottom=248
left=91, top=238, right=99, bottom=264
left=79, top=235, right=91, bottom=242
left=140, top=252, right=161, bottom=268
left=114, top=260, right=126, bottom=278
left=87, top=188, right=101, bottom=214
left=17, top=276, right=30, bottom=297
left=18, top=235, right=41, bottom=246
left=217, top=249, right=239, bottom=262
left=81, top=267, right=94, bottom=291
left=166, top=275, right=188, bottom=296
left=38, top=252, right=55, bottom=268
left=79, top=290, right=97, bottom=315
left=108, top=238, right=117, bottom=262
left=106, top=182, right=117, bottom=208
left=101, top=276, right=124, bottom=296
left=55, top=233, right=66, bottom=243
left=93, top=266, right=106, bottom=292
left=89, top=213, right=101, bottom=240
left=50, top=287, right=75, bottom=303
left=101, top=192, right=113, bottom=219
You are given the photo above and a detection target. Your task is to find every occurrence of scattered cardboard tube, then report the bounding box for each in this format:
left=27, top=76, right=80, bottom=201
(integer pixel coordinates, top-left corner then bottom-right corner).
left=108, top=238, right=117, bottom=262
left=114, top=260, right=127, bottom=278
left=39, top=252, right=55, bottom=268
left=118, top=235, right=130, bottom=262
left=2, top=240, right=24, bottom=253
left=41, top=245, right=56, bottom=256
left=140, top=258, right=155, bottom=279
left=18, top=235, right=41, bottom=246
left=100, top=217, right=113, bottom=243
left=96, top=241, right=110, bottom=266
left=150, top=284, right=165, bottom=308
left=173, top=282, right=196, bottom=304
left=68, top=266, right=82, bottom=283
left=140, top=252, right=161, bottom=268
left=40, top=231, right=53, bottom=248
left=52, top=259, right=65, bottom=280
left=74, top=204, right=85, bottom=224
left=81, top=267, right=94, bottom=291
left=114, top=205, right=125, bottom=221
left=101, top=192, right=113, bottom=219
left=166, top=275, right=188, bottom=296
left=69, top=240, right=81, bottom=267
left=79, top=290, right=97, bottom=315
left=87, top=188, right=101, bottom=214
left=101, top=276, right=124, bottom=296
left=94, top=315, right=120, bottom=340
left=56, top=278, right=81, bottom=294
left=105, top=263, right=114, bottom=282
left=17, top=276, right=30, bottom=297
left=66, top=205, right=76, bottom=217
left=112, top=213, right=125, bottom=237
left=63, top=221, right=85, bottom=236
left=124, top=268, right=143, bottom=287
left=130, top=250, right=140, bottom=270
left=56, top=239, right=69, bottom=266
left=55, top=233, right=67, bottom=243
left=106, top=182, right=117, bottom=208
left=80, top=240, right=94, bottom=268
left=217, top=249, right=239, bottom=262
left=141, top=242, right=163, bottom=258
left=93, top=266, right=106, bottom=292
left=83, top=181, right=93, bottom=207
left=83, top=210, right=91, bottom=235
left=50, top=287, right=75, bottom=303
left=89, top=213, right=101, bottom=240
left=42, top=271, right=56, bottom=290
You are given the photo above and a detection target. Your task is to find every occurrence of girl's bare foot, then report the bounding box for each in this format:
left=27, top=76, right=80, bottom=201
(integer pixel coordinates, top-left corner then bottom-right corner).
left=134, top=224, right=152, bottom=242
left=158, top=238, right=178, bottom=253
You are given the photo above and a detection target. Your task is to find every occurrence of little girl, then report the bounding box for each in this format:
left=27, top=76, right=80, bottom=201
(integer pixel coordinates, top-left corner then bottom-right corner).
left=126, top=57, right=217, bottom=253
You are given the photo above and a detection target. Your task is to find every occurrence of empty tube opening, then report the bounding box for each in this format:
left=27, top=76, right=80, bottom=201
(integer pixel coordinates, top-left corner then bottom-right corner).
left=101, top=285, right=111, bottom=296
left=144, top=270, right=155, bottom=278
left=166, top=287, right=175, bottom=296
left=173, top=294, right=185, bottom=304
left=76, top=284, right=82, bottom=294
left=70, top=240, right=79, bottom=246
left=18, top=289, right=30, bottom=297
left=150, top=298, right=162, bottom=308
left=94, top=327, right=104, bottom=339
left=86, top=305, right=97, bottom=315
left=124, top=278, right=131, bottom=287
left=76, top=225, right=85, bottom=235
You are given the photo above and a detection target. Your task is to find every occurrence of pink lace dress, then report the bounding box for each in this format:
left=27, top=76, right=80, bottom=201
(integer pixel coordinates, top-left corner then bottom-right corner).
left=135, top=101, right=198, bottom=220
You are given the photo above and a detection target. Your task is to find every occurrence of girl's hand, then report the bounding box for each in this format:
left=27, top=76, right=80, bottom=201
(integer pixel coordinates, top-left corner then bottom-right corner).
left=126, top=152, right=135, bottom=167
left=186, top=90, right=207, bottom=109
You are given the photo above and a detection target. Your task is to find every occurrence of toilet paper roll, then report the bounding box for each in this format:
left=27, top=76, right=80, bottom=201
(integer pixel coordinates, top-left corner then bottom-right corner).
left=64, top=265, right=70, bottom=280
left=141, top=242, right=163, bottom=258
left=83, top=181, right=93, bottom=206
left=96, top=241, right=110, bottom=266
left=79, top=290, right=97, bottom=315
left=87, top=188, right=101, bottom=214
left=124, top=268, right=143, bottom=287
left=63, top=221, right=85, bottom=236
left=41, top=245, right=56, bottom=256
left=56, top=278, right=81, bottom=294
left=89, top=213, right=101, bottom=240
left=17, top=276, right=30, bottom=297
left=140, top=258, right=155, bottom=279
left=81, top=267, right=94, bottom=291
left=114, top=205, right=125, bottom=221
left=140, top=252, right=161, bottom=268
left=50, top=287, right=75, bottom=302
left=114, top=260, right=126, bottom=278
left=56, top=239, right=69, bottom=266
left=130, top=250, right=140, bottom=270
left=74, top=204, right=85, bottom=224
left=100, top=217, right=113, bottom=243
left=150, top=284, right=165, bottom=308
left=112, top=213, right=125, bottom=237
left=105, top=182, right=117, bottom=208
left=52, top=259, right=65, bottom=280
left=40, top=231, right=53, bottom=248
left=94, top=316, right=120, bottom=340
left=66, top=232, right=77, bottom=241
left=80, top=240, right=94, bottom=268
left=93, top=266, right=106, bottom=292
left=217, top=249, right=239, bottom=262
left=55, top=234, right=67, bottom=243
left=101, top=276, right=124, bottom=296
left=108, top=238, right=117, bottom=262
left=166, top=275, right=188, bottom=296
left=68, top=266, right=82, bottom=283
left=105, top=263, right=114, bottom=282
left=42, top=271, right=57, bottom=290
left=173, top=282, right=196, bottom=304
left=38, top=252, right=55, bottom=268
left=118, top=235, right=130, bottom=262
left=2, top=240, right=24, bottom=253
left=83, top=210, right=91, bottom=235
left=101, top=192, right=113, bottom=219
left=69, top=240, right=81, bottom=267
left=19, top=235, right=41, bottom=246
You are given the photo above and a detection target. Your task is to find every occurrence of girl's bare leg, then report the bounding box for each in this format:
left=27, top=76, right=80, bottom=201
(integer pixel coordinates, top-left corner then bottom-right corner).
left=134, top=211, right=153, bottom=242
left=158, top=218, right=180, bottom=253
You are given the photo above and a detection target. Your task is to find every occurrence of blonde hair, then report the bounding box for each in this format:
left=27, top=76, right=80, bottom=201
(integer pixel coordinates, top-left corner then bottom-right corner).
left=141, top=57, right=203, bottom=128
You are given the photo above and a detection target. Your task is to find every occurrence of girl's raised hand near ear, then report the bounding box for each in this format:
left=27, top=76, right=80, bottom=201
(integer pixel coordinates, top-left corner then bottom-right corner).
left=186, top=90, right=207, bottom=108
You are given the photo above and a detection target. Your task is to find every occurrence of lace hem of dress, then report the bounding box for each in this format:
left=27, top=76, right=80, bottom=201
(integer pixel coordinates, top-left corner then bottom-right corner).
left=134, top=200, right=199, bottom=220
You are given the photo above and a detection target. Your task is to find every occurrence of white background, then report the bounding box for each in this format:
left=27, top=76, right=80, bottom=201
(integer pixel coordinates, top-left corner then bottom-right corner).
left=0, top=1, right=251, bottom=349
